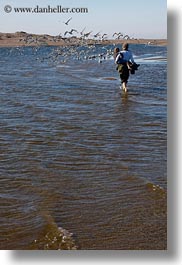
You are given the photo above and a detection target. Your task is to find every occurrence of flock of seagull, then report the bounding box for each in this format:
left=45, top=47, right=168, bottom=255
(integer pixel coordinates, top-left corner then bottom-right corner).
left=15, top=17, right=139, bottom=64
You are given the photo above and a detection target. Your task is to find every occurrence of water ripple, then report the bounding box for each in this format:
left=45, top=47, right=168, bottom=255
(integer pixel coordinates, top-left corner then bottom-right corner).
left=0, top=45, right=167, bottom=249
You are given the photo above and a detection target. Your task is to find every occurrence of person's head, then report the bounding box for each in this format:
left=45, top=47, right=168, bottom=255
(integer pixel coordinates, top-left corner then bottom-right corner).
left=122, top=43, right=129, bottom=51
left=114, top=47, right=120, bottom=54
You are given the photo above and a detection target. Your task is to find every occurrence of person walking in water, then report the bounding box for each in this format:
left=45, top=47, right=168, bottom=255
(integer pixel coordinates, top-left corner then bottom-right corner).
left=115, top=43, right=135, bottom=92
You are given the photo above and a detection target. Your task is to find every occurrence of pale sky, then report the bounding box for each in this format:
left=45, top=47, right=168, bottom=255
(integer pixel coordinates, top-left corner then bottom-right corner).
left=0, top=0, right=167, bottom=39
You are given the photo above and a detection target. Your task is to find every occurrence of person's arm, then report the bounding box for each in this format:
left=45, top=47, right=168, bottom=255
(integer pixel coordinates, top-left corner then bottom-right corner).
left=115, top=53, right=120, bottom=64
left=129, top=51, right=135, bottom=64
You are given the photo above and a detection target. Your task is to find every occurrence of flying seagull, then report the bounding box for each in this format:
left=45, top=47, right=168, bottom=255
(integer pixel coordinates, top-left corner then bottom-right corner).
left=112, top=32, right=123, bottom=38
left=80, top=27, right=86, bottom=36
left=123, top=34, right=130, bottom=40
left=83, top=31, right=92, bottom=38
left=63, top=17, right=72, bottom=25
left=101, top=33, right=107, bottom=40
left=69, top=29, right=78, bottom=34
left=93, top=32, right=101, bottom=38
left=64, top=29, right=78, bottom=36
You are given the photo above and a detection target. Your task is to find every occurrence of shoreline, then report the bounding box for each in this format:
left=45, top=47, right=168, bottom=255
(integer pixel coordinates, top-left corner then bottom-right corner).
left=0, top=32, right=167, bottom=48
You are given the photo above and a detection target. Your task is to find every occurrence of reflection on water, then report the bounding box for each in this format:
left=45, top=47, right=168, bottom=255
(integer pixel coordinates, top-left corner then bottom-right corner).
left=0, top=44, right=167, bottom=249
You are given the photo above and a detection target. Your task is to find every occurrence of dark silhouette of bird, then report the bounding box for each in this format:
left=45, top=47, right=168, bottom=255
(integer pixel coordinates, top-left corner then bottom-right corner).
left=101, top=33, right=107, bottom=40
left=69, top=29, right=78, bottom=34
left=64, top=31, right=70, bottom=36
left=63, top=17, right=72, bottom=25
left=123, top=34, right=130, bottom=40
left=64, top=29, right=78, bottom=36
left=80, top=27, right=86, bottom=36
left=83, top=31, right=92, bottom=38
left=93, top=32, right=101, bottom=38
left=112, top=32, right=123, bottom=39
left=117, top=33, right=123, bottom=40
left=112, top=32, right=118, bottom=37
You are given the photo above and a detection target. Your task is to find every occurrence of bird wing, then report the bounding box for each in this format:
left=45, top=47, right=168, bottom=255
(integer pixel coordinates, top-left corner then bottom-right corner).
left=66, top=17, right=72, bottom=24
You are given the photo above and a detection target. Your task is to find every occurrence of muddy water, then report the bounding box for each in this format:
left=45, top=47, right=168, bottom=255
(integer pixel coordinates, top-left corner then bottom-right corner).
left=0, top=45, right=167, bottom=249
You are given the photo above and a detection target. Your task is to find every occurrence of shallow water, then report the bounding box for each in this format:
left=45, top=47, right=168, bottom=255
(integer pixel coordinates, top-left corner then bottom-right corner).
left=0, top=44, right=167, bottom=249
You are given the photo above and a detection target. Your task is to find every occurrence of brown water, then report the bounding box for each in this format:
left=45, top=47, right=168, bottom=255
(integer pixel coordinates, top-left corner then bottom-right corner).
left=0, top=45, right=167, bottom=249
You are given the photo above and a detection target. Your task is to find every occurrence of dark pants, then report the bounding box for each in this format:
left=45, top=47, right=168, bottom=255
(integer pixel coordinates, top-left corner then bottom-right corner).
left=117, top=63, right=129, bottom=83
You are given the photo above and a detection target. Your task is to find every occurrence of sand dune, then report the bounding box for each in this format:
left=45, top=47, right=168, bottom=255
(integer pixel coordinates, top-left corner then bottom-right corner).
left=0, top=31, right=167, bottom=47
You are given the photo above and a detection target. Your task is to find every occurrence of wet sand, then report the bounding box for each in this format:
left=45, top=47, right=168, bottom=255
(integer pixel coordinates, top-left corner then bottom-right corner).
left=0, top=32, right=167, bottom=47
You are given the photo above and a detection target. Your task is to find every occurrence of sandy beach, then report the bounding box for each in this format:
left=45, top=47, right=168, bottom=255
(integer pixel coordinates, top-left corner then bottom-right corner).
left=0, top=31, right=167, bottom=47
